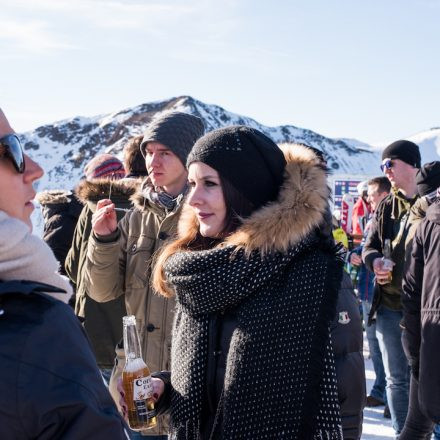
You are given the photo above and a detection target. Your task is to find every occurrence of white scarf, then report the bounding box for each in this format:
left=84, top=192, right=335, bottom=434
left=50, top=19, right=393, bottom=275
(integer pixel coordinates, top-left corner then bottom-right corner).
left=0, top=211, right=73, bottom=303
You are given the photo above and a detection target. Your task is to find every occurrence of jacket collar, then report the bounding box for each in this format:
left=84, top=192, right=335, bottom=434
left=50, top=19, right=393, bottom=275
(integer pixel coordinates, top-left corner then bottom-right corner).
left=75, top=178, right=139, bottom=204
left=36, top=190, right=72, bottom=205
left=130, top=178, right=186, bottom=214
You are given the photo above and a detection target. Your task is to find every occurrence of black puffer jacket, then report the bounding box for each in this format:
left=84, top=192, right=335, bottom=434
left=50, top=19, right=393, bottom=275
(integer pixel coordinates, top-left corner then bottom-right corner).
left=0, top=280, right=128, bottom=439
left=330, top=272, right=366, bottom=439
left=402, top=199, right=440, bottom=422
left=37, top=190, right=83, bottom=275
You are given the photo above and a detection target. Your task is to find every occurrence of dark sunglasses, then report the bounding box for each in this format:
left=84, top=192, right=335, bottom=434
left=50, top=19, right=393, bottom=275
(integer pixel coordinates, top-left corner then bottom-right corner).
left=0, top=134, right=25, bottom=173
left=380, top=159, right=393, bottom=173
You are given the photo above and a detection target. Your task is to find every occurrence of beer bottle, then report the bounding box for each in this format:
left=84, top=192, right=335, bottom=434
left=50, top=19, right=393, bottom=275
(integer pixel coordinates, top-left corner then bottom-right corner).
left=382, top=238, right=393, bottom=283
left=122, top=315, right=157, bottom=431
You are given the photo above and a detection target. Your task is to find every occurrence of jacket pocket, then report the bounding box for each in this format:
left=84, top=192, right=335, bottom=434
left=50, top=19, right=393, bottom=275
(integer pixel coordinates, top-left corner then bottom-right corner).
left=126, top=235, right=155, bottom=288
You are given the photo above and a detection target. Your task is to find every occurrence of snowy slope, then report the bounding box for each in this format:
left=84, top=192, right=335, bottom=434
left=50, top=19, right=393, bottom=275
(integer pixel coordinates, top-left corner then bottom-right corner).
left=408, top=127, right=440, bottom=164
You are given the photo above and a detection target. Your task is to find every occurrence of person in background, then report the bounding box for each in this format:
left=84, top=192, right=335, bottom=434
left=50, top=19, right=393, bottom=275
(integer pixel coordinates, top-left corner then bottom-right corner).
left=65, top=152, right=135, bottom=384
left=350, top=176, right=391, bottom=417
left=84, top=111, right=204, bottom=439
left=150, top=127, right=344, bottom=439
left=352, top=180, right=371, bottom=240
left=330, top=270, right=366, bottom=439
left=122, top=134, right=148, bottom=178
left=300, top=142, right=366, bottom=438
left=37, top=189, right=83, bottom=278
left=362, top=140, right=421, bottom=436
left=0, top=108, right=128, bottom=439
left=399, top=161, right=440, bottom=440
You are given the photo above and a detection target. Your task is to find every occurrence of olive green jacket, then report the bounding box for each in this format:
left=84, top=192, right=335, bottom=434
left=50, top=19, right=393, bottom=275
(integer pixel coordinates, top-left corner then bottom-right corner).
left=84, top=181, right=184, bottom=435
left=65, top=178, right=138, bottom=368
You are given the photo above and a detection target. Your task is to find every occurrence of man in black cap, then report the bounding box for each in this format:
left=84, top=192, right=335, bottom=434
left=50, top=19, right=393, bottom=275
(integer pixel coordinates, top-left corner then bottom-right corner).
left=83, top=111, right=204, bottom=439
left=362, top=139, right=421, bottom=436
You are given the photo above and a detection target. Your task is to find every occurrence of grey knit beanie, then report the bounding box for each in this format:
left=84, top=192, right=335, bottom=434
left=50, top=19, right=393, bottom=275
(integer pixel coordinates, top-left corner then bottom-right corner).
left=140, top=112, right=204, bottom=165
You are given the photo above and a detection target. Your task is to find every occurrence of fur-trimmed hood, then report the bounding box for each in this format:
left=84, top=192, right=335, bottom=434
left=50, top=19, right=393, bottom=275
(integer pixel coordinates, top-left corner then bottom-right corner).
left=75, top=178, right=140, bottom=205
left=36, top=190, right=72, bottom=205
left=177, top=143, right=330, bottom=255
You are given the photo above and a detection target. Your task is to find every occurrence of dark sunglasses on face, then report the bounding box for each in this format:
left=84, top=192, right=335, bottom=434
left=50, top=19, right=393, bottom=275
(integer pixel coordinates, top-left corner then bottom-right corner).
left=0, top=134, right=25, bottom=173
left=380, top=159, right=393, bottom=173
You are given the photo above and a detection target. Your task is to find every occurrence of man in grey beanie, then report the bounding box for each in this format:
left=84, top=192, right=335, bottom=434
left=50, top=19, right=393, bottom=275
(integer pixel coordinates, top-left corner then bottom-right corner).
left=83, top=111, right=204, bottom=439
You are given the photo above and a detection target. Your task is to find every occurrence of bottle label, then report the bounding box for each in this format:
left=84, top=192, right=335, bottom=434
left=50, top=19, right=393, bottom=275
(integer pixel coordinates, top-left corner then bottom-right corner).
left=133, top=376, right=153, bottom=401
left=134, top=400, right=157, bottom=418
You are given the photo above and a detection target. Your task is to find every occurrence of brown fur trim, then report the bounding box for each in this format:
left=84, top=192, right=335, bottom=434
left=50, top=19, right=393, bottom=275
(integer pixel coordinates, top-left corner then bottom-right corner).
left=75, top=178, right=139, bottom=204
left=36, top=190, right=71, bottom=205
left=177, top=143, right=329, bottom=255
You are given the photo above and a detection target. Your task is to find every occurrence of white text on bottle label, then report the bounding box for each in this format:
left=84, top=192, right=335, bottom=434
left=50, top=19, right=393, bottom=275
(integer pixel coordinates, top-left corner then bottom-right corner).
left=133, top=376, right=153, bottom=401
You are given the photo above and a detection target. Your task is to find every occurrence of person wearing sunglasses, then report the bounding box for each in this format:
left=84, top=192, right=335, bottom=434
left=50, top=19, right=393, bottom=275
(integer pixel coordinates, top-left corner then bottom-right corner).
left=0, top=108, right=129, bottom=439
left=362, top=139, right=421, bottom=436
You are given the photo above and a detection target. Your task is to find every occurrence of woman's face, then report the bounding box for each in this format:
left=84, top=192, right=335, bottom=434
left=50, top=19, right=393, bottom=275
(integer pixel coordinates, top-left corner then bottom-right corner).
left=0, top=149, right=44, bottom=231
left=187, top=162, right=227, bottom=238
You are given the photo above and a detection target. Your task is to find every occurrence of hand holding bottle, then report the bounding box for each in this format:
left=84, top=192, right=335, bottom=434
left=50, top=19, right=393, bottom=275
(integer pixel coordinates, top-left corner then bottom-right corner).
left=118, top=377, right=165, bottom=421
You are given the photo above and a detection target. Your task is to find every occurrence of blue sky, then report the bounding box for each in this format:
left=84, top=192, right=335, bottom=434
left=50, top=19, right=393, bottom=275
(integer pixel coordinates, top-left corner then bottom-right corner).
left=1, top=0, right=439, bottom=145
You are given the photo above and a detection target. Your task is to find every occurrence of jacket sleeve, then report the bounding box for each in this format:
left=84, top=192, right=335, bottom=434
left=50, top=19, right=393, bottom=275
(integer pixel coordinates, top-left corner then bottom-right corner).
left=18, top=302, right=129, bottom=440
left=401, top=223, right=425, bottom=377
left=83, top=212, right=130, bottom=303
left=65, top=206, right=87, bottom=286
left=362, top=206, right=383, bottom=272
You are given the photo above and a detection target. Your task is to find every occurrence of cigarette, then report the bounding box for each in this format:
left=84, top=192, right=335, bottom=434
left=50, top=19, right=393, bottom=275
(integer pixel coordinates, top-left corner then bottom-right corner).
left=113, top=207, right=130, bottom=213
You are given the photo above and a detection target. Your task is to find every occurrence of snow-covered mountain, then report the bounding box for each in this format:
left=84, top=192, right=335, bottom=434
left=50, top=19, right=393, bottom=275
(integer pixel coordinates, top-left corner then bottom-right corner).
left=22, top=95, right=382, bottom=198
left=22, top=95, right=438, bottom=234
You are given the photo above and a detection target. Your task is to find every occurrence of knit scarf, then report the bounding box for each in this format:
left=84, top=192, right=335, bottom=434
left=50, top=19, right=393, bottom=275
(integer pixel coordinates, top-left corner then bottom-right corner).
left=0, top=211, right=73, bottom=303
left=164, top=236, right=343, bottom=440
left=142, top=178, right=186, bottom=211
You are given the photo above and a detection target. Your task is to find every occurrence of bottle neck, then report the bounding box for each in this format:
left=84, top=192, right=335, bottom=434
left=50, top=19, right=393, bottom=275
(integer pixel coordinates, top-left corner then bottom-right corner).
left=123, top=322, right=143, bottom=361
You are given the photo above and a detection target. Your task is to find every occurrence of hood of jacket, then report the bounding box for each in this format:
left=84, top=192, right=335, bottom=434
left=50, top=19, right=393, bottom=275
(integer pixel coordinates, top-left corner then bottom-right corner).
left=410, top=196, right=430, bottom=222
left=36, top=190, right=72, bottom=206
left=426, top=199, right=440, bottom=224
left=36, top=190, right=83, bottom=221
left=177, top=143, right=330, bottom=255
left=75, top=178, right=139, bottom=205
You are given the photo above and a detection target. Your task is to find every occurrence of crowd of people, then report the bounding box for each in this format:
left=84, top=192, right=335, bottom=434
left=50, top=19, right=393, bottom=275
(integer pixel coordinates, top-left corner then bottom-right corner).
left=0, top=105, right=439, bottom=439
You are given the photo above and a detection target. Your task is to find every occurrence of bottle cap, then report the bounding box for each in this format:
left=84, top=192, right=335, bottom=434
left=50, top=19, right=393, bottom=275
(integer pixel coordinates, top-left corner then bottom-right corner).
left=123, top=315, right=136, bottom=326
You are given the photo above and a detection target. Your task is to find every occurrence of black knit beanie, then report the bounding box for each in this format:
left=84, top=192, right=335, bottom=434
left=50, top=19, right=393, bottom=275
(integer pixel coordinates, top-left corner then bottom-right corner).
left=140, top=112, right=204, bottom=165
left=381, top=140, right=421, bottom=168
left=187, top=126, right=286, bottom=210
left=416, top=161, right=440, bottom=196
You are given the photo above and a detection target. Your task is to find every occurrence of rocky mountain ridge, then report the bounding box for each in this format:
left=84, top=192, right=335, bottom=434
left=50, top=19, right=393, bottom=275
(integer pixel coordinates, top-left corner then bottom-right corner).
left=22, top=95, right=381, bottom=198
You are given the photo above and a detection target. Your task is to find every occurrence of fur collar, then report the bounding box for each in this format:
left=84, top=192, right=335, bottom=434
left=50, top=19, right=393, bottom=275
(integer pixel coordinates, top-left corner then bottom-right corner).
left=36, top=190, right=71, bottom=205
left=177, top=143, right=330, bottom=255
left=75, top=178, right=139, bottom=204
left=130, top=179, right=154, bottom=211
